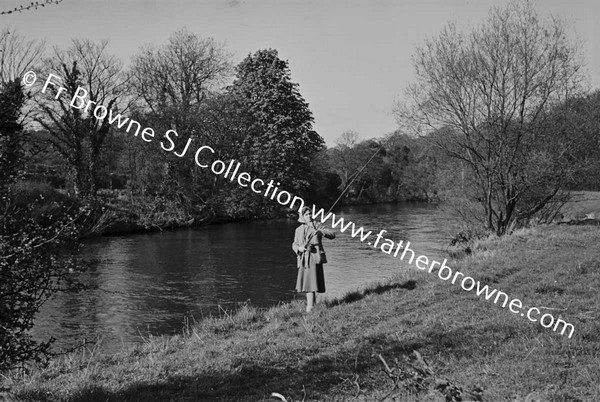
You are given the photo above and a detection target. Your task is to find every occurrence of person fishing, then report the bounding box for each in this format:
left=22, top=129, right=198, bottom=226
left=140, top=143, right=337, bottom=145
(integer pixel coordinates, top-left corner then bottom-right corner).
left=291, top=143, right=382, bottom=312
left=292, top=206, right=335, bottom=312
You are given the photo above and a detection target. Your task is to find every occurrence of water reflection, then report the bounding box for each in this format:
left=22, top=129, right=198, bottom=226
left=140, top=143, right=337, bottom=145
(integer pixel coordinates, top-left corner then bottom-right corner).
left=33, top=202, right=458, bottom=353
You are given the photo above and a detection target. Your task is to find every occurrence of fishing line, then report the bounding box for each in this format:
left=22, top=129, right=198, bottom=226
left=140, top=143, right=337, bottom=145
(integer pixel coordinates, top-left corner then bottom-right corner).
left=304, top=142, right=383, bottom=244
left=326, top=144, right=383, bottom=214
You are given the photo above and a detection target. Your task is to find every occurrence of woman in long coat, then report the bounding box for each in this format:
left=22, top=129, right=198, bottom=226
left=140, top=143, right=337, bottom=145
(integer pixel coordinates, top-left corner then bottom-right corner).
left=292, top=206, right=335, bottom=312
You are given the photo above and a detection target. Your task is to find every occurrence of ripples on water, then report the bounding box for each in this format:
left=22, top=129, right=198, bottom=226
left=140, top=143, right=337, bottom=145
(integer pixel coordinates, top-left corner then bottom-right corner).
left=32, top=202, right=459, bottom=353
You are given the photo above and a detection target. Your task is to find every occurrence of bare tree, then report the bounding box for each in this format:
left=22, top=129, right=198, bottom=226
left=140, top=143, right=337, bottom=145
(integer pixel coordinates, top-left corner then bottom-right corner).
left=128, top=28, right=232, bottom=198
left=130, top=27, right=232, bottom=133
left=34, top=39, right=130, bottom=198
left=335, top=130, right=360, bottom=149
left=0, top=28, right=45, bottom=85
left=0, top=28, right=45, bottom=129
left=396, top=0, right=585, bottom=235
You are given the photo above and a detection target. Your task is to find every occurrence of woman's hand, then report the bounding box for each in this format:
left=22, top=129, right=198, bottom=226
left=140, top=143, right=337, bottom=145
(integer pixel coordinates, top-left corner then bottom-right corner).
left=297, top=246, right=306, bottom=253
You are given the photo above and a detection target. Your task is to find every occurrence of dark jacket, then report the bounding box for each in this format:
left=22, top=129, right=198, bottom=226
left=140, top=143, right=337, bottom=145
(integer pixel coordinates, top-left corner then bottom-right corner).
left=292, top=223, right=335, bottom=268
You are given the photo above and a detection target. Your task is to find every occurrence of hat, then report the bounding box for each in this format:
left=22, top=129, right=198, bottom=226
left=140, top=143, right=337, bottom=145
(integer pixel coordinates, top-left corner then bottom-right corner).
left=298, top=206, right=311, bottom=223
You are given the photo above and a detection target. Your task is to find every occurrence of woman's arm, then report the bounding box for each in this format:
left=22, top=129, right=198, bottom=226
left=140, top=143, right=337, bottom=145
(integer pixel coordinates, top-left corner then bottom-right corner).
left=318, top=228, right=335, bottom=240
left=292, top=227, right=306, bottom=254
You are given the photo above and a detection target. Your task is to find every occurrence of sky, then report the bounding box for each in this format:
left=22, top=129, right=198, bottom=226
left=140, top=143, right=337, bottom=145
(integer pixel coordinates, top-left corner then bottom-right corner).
left=1, top=0, right=599, bottom=146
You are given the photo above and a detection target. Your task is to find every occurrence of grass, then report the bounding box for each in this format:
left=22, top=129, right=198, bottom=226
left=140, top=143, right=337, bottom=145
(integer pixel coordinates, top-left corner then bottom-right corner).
left=2, top=197, right=600, bottom=401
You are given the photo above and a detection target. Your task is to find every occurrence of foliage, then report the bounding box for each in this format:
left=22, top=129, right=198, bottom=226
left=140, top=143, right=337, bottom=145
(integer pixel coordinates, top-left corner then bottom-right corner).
left=382, top=131, right=441, bottom=201
left=304, top=147, right=341, bottom=208
left=326, top=130, right=440, bottom=205
left=0, top=81, right=24, bottom=185
left=337, top=138, right=385, bottom=201
left=9, top=21, right=598, bottom=232
left=0, top=80, right=85, bottom=371
left=228, top=49, right=326, bottom=204
left=544, top=90, right=600, bottom=191
left=396, top=0, right=586, bottom=235
left=328, top=130, right=366, bottom=197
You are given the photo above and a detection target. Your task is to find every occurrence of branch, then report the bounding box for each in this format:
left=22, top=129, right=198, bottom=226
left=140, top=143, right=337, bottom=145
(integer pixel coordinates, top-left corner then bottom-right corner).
left=0, top=212, right=81, bottom=260
left=0, top=0, right=64, bottom=15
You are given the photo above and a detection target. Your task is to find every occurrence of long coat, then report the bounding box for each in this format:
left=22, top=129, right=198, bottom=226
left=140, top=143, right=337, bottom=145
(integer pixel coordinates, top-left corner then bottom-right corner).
left=292, top=223, right=335, bottom=293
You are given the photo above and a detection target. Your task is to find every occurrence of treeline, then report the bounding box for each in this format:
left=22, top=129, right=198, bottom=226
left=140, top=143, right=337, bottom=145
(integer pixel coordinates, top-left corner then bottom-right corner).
left=319, top=130, right=442, bottom=206
left=6, top=22, right=600, bottom=238
left=12, top=29, right=328, bottom=232
left=327, top=79, right=600, bottom=206
left=11, top=28, right=450, bottom=235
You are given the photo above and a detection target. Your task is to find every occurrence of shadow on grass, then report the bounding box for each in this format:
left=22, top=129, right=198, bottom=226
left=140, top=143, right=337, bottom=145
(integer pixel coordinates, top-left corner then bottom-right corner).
left=325, top=279, right=417, bottom=307
left=23, top=329, right=475, bottom=402
left=14, top=346, right=383, bottom=402
left=11, top=298, right=492, bottom=402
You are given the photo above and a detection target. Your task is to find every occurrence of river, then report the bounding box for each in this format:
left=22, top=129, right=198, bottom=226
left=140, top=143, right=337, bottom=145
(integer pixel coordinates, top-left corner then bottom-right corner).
left=32, top=202, right=459, bottom=353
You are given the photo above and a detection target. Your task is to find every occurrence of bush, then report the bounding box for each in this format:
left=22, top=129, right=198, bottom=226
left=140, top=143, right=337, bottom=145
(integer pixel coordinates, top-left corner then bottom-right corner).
left=1, top=82, right=88, bottom=372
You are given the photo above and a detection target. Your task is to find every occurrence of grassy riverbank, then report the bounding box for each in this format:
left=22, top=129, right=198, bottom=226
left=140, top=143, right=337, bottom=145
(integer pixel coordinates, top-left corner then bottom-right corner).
left=2, top=220, right=600, bottom=401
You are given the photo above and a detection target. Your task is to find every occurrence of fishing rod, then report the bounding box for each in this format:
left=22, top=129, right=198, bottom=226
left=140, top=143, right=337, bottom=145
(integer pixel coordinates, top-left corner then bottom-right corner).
left=308, top=143, right=383, bottom=236
left=326, top=143, right=383, bottom=214
left=301, top=143, right=383, bottom=258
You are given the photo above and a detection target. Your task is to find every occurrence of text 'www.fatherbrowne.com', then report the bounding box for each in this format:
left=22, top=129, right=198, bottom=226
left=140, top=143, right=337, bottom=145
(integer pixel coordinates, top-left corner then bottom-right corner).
left=23, top=70, right=575, bottom=340
left=310, top=205, right=575, bottom=339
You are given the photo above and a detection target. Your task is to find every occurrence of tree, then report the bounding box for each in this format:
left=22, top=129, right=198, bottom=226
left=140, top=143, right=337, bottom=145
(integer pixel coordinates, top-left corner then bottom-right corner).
left=396, top=0, right=585, bottom=235
left=229, top=49, right=325, bottom=201
left=0, top=80, right=83, bottom=371
left=329, top=130, right=361, bottom=194
left=0, top=81, right=24, bottom=186
left=544, top=90, right=600, bottom=191
left=329, top=133, right=387, bottom=202
left=192, top=92, right=258, bottom=218
left=0, top=28, right=45, bottom=85
left=128, top=28, right=232, bottom=208
left=130, top=28, right=231, bottom=132
left=382, top=131, right=441, bottom=201
left=34, top=39, right=130, bottom=199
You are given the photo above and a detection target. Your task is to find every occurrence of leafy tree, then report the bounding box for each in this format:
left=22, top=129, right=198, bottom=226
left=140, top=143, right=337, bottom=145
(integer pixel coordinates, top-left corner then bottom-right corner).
left=305, top=147, right=341, bottom=208
left=0, top=81, right=24, bottom=185
left=345, top=139, right=386, bottom=201
left=396, top=0, right=585, bottom=235
left=326, top=130, right=443, bottom=204
left=328, top=131, right=392, bottom=203
left=229, top=49, right=325, bottom=203
left=0, top=80, right=83, bottom=371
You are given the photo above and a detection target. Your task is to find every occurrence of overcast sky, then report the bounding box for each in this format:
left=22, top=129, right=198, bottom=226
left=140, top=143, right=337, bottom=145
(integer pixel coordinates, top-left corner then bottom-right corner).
left=2, top=0, right=599, bottom=146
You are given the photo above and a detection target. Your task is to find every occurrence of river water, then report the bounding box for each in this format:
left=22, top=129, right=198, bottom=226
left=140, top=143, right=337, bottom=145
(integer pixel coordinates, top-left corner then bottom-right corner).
left=33, top=202, right=459, bottom=353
